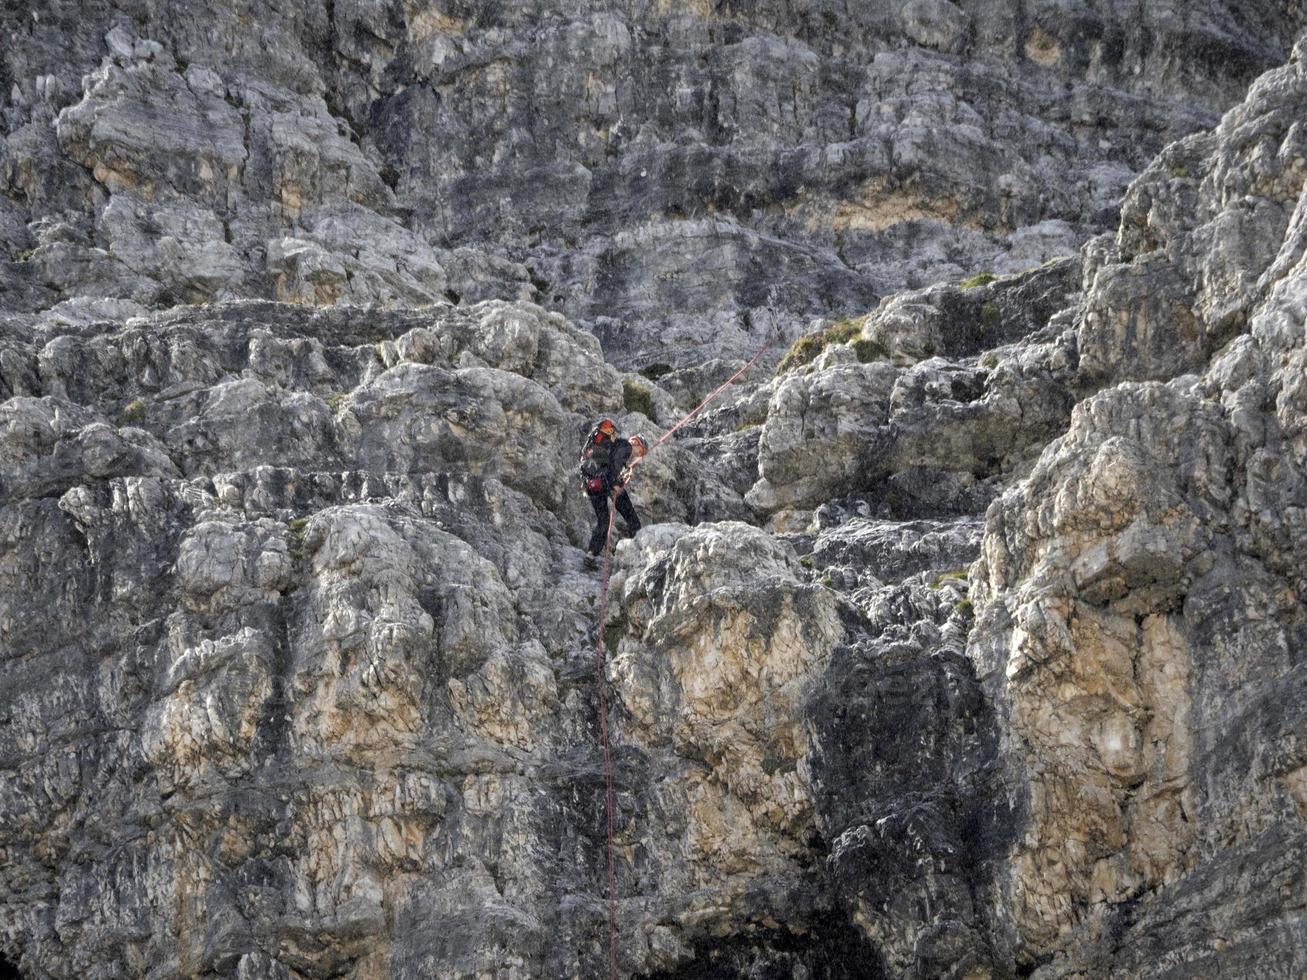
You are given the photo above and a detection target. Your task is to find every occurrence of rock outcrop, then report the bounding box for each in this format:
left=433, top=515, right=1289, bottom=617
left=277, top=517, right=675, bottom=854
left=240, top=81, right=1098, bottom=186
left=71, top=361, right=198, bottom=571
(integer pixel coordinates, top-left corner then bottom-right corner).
left=969, top=40, right=1307, bottom=973
left=3, top=3, right=1307, bottom=980
left=5, top=2, right=1306, bottom=367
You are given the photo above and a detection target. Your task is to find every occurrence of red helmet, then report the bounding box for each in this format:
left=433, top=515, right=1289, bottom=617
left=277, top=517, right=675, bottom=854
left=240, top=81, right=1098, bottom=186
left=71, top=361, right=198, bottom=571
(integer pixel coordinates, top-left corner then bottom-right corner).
left=594, top=418, right=617, bottom=440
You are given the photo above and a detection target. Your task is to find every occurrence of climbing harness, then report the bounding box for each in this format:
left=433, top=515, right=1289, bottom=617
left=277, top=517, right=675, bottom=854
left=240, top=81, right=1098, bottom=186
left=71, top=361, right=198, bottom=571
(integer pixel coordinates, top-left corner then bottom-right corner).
left=590, top=326, right=778, bottom=978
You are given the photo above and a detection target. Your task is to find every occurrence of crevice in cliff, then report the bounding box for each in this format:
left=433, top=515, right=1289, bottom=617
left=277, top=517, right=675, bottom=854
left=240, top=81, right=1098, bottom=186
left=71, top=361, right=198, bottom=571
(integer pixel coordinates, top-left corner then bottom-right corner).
left=638, top=917, right=887, bottom=980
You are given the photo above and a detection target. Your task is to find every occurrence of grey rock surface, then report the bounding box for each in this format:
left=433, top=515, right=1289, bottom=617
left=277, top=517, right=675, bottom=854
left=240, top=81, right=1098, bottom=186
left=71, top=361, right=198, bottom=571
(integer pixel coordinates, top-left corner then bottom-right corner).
left=5, top=2, right=1306, bottom=367
left=964, top=41, right=1307, bottom=973
left=0, top=300, right=767, bottom=980
left=745, top=260, right=1081, bottom=516
left=3, top=4, right=1307, bottom=980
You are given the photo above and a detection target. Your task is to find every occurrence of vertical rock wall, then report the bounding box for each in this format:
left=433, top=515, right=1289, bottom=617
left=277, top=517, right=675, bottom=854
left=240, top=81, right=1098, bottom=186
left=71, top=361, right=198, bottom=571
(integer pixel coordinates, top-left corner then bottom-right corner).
left=2, top=3, right=1307, bottom=979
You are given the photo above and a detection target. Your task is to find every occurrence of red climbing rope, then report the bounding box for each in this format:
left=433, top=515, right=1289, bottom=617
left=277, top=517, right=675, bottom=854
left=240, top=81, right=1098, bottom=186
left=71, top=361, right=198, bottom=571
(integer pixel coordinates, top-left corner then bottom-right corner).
left=651, top=330, right=780, bottom=449
left=594, top=493, right=620, bottom=980
left=590, top=325, right=779, bottom=978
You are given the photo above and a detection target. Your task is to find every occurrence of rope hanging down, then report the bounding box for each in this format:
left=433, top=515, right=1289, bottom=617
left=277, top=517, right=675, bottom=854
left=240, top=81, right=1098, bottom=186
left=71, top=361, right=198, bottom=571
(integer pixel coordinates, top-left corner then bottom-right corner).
left=591, top=326, right=779, bottom=979
left=594, top=496, right=620, bottom=980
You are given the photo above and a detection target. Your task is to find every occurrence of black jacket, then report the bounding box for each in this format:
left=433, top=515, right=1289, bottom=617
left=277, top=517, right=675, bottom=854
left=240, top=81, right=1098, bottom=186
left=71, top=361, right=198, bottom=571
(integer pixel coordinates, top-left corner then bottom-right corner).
left=580, top=435, right=633, bottom=491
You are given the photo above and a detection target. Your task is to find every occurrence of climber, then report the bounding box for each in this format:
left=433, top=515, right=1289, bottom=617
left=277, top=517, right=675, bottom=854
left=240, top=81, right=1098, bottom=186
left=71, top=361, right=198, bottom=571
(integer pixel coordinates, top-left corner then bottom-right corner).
left=580, top=419, right=648, bottom=556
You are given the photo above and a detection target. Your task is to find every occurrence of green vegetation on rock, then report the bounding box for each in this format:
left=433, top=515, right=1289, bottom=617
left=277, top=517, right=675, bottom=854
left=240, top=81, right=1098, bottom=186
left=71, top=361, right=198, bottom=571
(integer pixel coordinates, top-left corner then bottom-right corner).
left=852, top=338, right=888, bottom=363
left=824, top=319, right=863, bottom=344
left=930, top=568, right=969, bottom=589
left=623, top=378, right=655, bottom=417
left=776, top=317, right=868, bottom=375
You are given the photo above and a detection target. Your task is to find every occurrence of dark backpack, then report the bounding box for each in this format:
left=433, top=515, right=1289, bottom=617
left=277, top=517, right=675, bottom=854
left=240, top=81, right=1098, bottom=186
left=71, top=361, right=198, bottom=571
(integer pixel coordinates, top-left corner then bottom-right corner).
left=580, top=429, right=614, bottom=483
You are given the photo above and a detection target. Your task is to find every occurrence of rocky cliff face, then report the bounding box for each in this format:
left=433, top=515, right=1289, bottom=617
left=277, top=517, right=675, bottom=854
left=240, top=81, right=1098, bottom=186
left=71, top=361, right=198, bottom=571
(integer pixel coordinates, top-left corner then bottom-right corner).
left=970, top=49, right=1307, bottom=970
left=3, top=3, right=1307, bottom=979
left=4, top=2, right=1304, bottom=365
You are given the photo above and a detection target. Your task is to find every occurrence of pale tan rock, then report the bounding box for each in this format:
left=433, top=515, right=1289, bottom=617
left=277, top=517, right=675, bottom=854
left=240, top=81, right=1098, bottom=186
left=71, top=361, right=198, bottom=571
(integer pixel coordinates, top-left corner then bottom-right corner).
left=609, top=522, right=843, bottom=916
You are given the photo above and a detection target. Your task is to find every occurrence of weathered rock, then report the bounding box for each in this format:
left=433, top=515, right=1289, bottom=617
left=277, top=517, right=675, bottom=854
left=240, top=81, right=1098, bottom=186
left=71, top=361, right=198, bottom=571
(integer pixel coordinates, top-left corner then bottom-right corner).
left=6, top=2, right=1305, bottom=365
left=0, top=395, right=178, bottom=498
left=0, top=296, right=840, bottom=979
left=1079, top=40, right=1307, bottom=384
left=748, top=359, right=899, bottom=513
left=4, top=4, right=1307, bottom=980
left=746, top=261, right=1080, bottom=518
left=607, top=522, right=848, bottom=967
left=967, top=40, right=1307, bottom=974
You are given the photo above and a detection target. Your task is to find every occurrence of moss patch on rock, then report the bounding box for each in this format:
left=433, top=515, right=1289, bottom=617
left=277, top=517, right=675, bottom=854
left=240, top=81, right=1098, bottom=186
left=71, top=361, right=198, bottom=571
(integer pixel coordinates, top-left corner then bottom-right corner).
left=776, top=317, right=868, bottom=374
left=623, top=378, right=655, bottom=417
left=119, top=399, right=147, bottom=424
left=852, top=338, right=889, bottom=363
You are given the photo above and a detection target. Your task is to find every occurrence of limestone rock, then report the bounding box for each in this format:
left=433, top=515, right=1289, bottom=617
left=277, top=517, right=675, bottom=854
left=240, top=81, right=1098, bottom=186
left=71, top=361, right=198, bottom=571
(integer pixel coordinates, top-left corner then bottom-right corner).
left=4, top=4, right=1307, bottom=980
left=746, top=261, right=1080, bottom=518
left=6, top=2, right=1304, bottom=362
left=606, top=522, right=846, bottom=959
left=967, top=41, right=1307, bottom=972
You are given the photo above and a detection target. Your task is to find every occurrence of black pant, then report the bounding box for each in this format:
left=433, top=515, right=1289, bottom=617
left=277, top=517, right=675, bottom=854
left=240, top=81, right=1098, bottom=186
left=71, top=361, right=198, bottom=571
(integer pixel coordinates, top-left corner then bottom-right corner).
left=588, top=490, right=641, bottom=555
